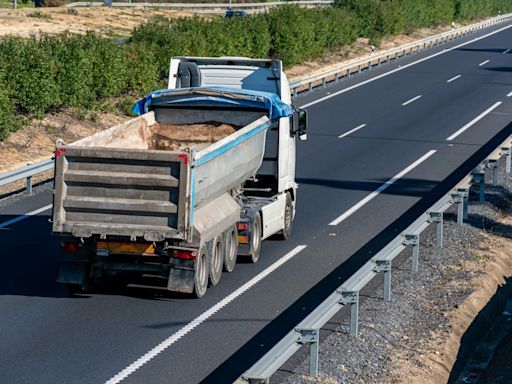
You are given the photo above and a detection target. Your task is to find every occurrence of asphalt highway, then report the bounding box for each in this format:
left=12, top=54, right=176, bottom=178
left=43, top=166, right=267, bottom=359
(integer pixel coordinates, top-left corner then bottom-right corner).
left=1, top=21, right=512, bottom=384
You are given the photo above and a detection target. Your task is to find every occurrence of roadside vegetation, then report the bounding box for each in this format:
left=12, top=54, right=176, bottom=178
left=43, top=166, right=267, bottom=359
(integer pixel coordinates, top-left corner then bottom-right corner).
left=1, top=0, right=511, bottom=140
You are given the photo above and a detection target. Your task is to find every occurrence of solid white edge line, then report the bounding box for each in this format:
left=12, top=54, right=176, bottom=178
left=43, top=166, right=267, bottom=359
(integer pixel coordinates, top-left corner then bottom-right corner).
left=104, top=244, right=308, bottom=384
left=446, top=101, right=503, bottom=141
left=0, top=204, right=53, bottom=229
left=447, top=74, right=462, bottom=83
left=479, top=59, right=490, bottom=66
left=328, top=150, right=437, bottom=226
left=338, top=123, right=367, bottom=139
left=402, top=95, right=422, bottom=106
left=503, top=49, right=511, bottom=54
left=301, top=24, right=512, bottom=109
left=507, top=91, right=512, bottom=97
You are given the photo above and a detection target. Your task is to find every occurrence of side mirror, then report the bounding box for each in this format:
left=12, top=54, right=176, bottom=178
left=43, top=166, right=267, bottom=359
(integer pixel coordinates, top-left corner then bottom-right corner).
left=298, top=109, right=308, bottom=141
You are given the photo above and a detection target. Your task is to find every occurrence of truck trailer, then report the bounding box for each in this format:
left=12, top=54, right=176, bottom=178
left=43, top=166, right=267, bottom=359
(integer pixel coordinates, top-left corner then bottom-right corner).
left=52, top=57, right=307, bottom=297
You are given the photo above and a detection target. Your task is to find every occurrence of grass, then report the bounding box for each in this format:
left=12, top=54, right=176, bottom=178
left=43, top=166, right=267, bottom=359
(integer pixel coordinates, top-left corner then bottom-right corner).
left=27, top=10, right=52, bottom=19
left=0, top=0, right=34, bottom=7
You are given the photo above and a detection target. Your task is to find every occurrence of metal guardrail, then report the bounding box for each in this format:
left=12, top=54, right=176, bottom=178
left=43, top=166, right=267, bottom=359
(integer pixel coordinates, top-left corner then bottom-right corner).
left=239, top=134, right=512, bottom=384
left=288, top=12, right=512, bottom=95
left=65, top=0, right=333, bottom=12
left=0, top=159, right=53, bottom=194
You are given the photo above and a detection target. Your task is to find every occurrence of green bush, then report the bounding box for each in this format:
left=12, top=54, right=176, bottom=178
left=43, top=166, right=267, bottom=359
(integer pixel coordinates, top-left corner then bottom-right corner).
left=0, top=82, right=18, bottom=141
left=124, top=42, right=160, bottom=95
left=0, top=37, right=60, bottom=117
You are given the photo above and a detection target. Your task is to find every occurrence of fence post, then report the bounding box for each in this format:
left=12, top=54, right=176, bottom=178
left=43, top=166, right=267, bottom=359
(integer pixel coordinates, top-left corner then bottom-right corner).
left=298, top=329, right=320, bottom=377
left=26, top=176, right=33, bottom=194
left=341, top=290, right=359, bottom=337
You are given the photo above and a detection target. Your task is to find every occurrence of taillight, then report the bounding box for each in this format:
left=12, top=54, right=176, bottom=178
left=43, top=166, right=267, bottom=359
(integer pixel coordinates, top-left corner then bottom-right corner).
left=61, top=242, right=80, bottom=252
left=237, top=222, right=249, bottom=231
left=170, top=250, right=197, bottom=260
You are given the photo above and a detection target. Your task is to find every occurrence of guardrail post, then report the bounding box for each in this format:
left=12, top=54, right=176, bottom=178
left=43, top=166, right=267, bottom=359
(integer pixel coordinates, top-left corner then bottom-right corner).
left=297, top=329, right=319, bottom=377
left=474, top=172, right=486, bottom=202
left=451, top=191, right=466, bottom=224
left=501, top=147, right=511, bottom=173
left=429, top=212, right=444, bottom=248
left=488, top=160, right=499, bottom=186
left=463, top=194, right=469, bottom=221
left=403, top=234, right=420, bottom=272
left=340, top=290, right=359, bottom=337
left=26, top=176, right=33, bottom=194
left=374, top=260, right=392, bottom=301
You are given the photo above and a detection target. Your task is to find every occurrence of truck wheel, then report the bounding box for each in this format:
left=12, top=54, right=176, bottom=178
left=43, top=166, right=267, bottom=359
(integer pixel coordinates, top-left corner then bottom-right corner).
left=249, top=212, right=262, bottom=263
left=277, top=193, right=293, bottom=240
left=67, top=282, right=90, bottom=295
left=209, top=236, right=224, bottom=286
left=193, top=247, right=209, bottom=298
left=224, top=225, right=238, bottom=273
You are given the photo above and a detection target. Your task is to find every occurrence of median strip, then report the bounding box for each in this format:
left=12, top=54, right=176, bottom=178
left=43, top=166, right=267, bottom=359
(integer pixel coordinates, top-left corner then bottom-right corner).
left=328, top=150, right=437, bottom=226
left=446, top=101, right=502, bottom=141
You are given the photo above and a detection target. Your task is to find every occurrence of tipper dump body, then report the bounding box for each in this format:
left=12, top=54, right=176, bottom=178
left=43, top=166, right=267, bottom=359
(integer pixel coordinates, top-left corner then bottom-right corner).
left=52, top=97, right=270, bottom=242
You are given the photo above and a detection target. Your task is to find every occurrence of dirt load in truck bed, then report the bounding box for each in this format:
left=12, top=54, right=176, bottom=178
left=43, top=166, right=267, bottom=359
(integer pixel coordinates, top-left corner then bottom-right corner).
left=150, top=122, right=237, bottom=151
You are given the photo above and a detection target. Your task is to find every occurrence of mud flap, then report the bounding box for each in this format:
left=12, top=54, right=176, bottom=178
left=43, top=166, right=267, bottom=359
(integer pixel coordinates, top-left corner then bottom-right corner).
left=167, top=258, right=195, bottom=293
left=57, top=261, right=88, bottom=285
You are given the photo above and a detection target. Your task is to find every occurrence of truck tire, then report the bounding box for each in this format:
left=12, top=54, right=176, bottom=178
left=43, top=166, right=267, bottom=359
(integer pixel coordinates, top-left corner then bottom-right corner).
left=209, top=236, right=224, bottom=286
left=249, top=212, right=262, bottom=263
left=67, top=282, right=90, bottom=295
left=223, top=225, right=238, bottom=273
left=277, top=192, right=293, bottom=240
left=193, top=247, right=209, bottom=298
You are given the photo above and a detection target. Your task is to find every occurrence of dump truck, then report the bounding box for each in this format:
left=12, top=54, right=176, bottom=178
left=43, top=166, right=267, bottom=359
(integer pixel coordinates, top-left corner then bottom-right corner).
left=52, top=57, right=307, bottom=297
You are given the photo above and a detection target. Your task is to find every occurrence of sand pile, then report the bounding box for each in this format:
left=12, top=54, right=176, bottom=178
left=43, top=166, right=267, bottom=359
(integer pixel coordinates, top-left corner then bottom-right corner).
left=150, top=122, right=237, bottom=151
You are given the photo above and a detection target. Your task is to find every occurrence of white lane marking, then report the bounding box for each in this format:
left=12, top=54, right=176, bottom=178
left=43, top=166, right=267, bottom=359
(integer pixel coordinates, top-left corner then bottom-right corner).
left=302, top=25, right=512, bottom=109
left=338, top=124, right=366, bottom=139
left=479, top=59, right=490, bottom=66
left=0, top=204, right=52, bottom=229
left=507, top=91, right=512, bottom=97
left=446, top=101, right=502, bottom=141
left=447, top=74, right=462, bottom=83
left=402, top=95, right=422, bottom=106
left=328, top=150, right=437, bottom=226
left=105, top=244, right=307, bottom=384
left=503, top=49, right=511, bottom=54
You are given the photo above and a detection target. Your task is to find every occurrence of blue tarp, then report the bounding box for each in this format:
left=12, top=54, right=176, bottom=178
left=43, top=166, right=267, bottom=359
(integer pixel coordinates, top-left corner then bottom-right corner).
left=131, top=87, right=293, bottom=120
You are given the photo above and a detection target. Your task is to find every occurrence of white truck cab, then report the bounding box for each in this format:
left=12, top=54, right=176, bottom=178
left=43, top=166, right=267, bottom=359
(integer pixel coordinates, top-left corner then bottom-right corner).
left=168, top=57, right=307, bottom=242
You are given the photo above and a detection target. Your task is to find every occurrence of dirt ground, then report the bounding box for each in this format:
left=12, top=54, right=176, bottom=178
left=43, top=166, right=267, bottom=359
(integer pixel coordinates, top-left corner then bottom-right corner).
left=0, top=108, right=126, bottom=172
left=0, top=7, right=194, bottom=37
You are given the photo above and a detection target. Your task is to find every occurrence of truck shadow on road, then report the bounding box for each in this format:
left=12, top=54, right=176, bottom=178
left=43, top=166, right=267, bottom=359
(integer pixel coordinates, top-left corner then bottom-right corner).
left=456, top=48, right=510, bottom=53
left=297, top=177, right=438, bottom=198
